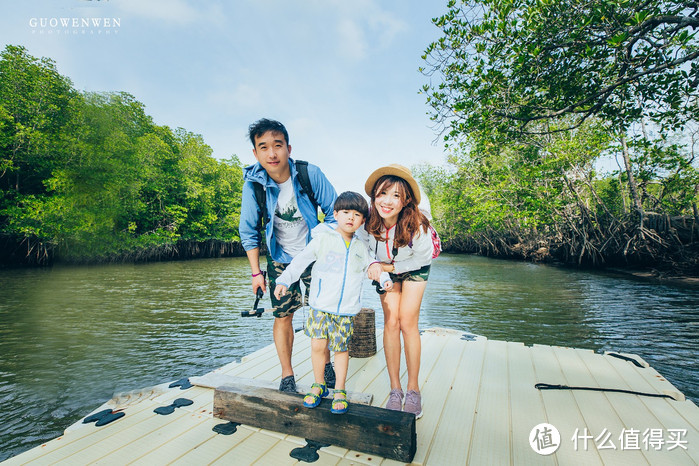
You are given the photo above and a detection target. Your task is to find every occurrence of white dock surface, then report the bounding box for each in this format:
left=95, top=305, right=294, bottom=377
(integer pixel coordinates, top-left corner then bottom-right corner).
left=4, top=328, right=698, bottom=465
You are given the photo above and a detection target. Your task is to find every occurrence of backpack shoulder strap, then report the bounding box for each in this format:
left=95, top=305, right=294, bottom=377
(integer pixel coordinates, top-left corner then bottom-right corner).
left=295, top=160, right=318, bottom=210
left=253, top=181, right=268, bottom=228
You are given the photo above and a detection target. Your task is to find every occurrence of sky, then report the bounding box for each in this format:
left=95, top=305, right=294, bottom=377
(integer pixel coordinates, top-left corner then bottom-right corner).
left=0, top=0, right=450, bottom=195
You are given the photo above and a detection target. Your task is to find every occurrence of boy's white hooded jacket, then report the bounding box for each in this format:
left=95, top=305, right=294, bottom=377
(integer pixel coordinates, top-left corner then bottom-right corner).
left=276, top=224, right=391, bottom=317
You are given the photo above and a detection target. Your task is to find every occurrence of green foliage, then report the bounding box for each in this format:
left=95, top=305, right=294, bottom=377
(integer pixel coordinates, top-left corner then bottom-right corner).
left=0, top=45, right=244, bottom=263
left=419, top=0, right=699, bottom=267
left=418, top=120, right=622, bottom=239
left=423, top=0, right=699, bottom=140
left=623, top=133, right=699, bottom=215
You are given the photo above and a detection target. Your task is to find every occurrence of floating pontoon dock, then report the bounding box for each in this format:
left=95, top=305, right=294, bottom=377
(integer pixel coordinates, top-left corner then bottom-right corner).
left=4, top=328, right=698, bottom=465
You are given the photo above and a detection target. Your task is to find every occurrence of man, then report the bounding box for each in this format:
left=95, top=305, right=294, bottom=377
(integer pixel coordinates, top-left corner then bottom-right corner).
left=238, top=118, right=338, bottom=392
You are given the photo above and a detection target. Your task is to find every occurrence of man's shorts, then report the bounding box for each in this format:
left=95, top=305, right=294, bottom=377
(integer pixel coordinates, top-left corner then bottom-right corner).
left=266, top=259, right=312, bottom=318
left=304, top=307, right=354, bottom=352
left=389, top=264, right=431, bottom=283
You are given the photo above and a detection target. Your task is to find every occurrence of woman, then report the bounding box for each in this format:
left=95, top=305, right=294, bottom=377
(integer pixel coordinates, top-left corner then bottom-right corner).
left=361, top=164, right=433, bottom=418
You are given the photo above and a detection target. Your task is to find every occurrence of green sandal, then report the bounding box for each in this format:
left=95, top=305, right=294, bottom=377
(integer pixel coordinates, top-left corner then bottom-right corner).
left=331, top=389, right=348, bottom=414
left=303, top=383, right=328, bottom=408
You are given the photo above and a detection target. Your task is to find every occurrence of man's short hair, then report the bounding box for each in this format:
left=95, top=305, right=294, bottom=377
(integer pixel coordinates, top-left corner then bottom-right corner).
left=333, top=191, right=368, bottom=218
left=248, top=118, right=289, bottom=147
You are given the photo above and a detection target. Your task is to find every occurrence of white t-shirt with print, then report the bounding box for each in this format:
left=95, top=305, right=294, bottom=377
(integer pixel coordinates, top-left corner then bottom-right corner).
left=273, top=178, right=309, bottom=258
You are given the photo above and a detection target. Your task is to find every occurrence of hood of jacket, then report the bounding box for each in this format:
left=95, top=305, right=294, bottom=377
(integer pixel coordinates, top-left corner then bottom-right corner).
left=243, top=158, right=300, bottom=187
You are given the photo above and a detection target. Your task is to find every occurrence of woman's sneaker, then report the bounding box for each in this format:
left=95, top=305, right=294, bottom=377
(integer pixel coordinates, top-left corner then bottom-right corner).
left=403, top=390, right=423, bottom=419
left=385, top=389, right=404, bottom=411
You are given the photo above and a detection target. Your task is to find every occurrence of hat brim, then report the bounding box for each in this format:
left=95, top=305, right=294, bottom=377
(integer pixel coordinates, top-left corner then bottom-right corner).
left=364, top=165, right=421, bottom=204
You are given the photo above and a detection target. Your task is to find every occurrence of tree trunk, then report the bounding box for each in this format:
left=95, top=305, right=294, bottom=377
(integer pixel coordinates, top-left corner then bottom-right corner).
left=619, top=133, right=643, bottom=216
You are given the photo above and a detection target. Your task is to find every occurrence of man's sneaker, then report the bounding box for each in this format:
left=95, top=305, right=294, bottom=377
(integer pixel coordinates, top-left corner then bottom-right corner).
left=403, top=390, right=423, bottom=419
left=279, top=375, right=297, bottom=393
left=324, top=362, right=336, bottom=389
left=385, top=388, right=404, bottom=411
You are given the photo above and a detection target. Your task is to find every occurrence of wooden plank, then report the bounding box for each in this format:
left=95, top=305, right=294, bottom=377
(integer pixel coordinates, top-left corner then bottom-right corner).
left=411, top=329, right=467, bottom=465
left=341, top=449, right=391, bottom=465
left=336, top=457, right=386, bottom=466
left=342, top=330, right=386, bottom=395
left=604, top=350, right=699, bottom=434
left=129, top=416, right=231, bottom=465
left=191, top=374, right=373, bottom=405
left=85, top=412, right=212, bottom=464
left=468, top=339, right=512, bottom=465
left=164, top=424, right=257, bottom=465
left=423, top=336, right=487, bottom=465
left=582, top=350, right=699, bottom=465
left=552, top=345, right=647, bottom=465
left=207, top=428, right=281, bottom=465
left=603, top=352, right=684, bottom=401
left=24, top=385, right=211, bottom=464
left=213, top=381, right=416, bottom=462
left=55, top=406, right=195, bottom=464
left=360, top=350, right=407, bottom=409
left=249, top=436, right=345, bottom=466
left=507, top=341, right=556, bottom=466
left=4, top=393, right=176, bottom=464
left=348, top=343, right=393, bottom=405
left=530, top=344, right=605, bottom=465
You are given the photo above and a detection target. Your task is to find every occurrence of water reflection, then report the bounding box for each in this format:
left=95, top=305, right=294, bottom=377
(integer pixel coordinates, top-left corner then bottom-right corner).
left=0, top=254, right=697, bottom=461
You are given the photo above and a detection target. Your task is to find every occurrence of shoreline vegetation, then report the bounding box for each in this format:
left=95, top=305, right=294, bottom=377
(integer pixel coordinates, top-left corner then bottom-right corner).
left=1, top=45, right=698, bottom=284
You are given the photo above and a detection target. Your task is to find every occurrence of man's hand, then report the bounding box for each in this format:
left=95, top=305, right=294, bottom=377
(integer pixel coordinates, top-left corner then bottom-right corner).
left=252, top=273, right=266, bottom=296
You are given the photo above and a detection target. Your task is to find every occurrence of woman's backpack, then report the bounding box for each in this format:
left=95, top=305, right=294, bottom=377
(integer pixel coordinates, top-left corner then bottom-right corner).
left=391, top=224, right=442, bottom=259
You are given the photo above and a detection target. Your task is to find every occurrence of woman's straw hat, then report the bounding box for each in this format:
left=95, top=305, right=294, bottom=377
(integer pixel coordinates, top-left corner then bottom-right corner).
left=364, top=164, right=421, bottom=204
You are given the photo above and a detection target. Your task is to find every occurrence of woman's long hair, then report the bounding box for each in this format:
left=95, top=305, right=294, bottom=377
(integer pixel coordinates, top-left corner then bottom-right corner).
left=365, top=175, right=430, bottom=248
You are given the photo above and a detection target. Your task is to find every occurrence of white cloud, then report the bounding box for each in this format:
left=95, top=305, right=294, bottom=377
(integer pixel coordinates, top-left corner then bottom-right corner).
left=336, top=19, right=367, bottom=61
left=369, top=10, right=408, bottom=48
left=329, top=0, right=408, bottom=60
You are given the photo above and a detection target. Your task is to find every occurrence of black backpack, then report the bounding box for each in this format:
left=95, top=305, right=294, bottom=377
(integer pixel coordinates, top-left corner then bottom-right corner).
left=252, top=160, right=318, bottom=229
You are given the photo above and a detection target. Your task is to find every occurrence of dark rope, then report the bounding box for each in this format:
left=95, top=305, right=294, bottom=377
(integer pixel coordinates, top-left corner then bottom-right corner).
left=606, top=352, right=645, bottom=368
left=535, top=383, right=675, bottom=400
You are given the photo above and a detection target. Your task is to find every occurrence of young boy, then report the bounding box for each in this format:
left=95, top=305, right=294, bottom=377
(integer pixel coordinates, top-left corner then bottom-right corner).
left=274, top=191, right=392, bottom=414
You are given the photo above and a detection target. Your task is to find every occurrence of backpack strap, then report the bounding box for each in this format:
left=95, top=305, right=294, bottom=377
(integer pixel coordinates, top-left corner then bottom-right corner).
left=253, top=181, right=268, bottom=229
left=295, top=160, right=319, bottom=211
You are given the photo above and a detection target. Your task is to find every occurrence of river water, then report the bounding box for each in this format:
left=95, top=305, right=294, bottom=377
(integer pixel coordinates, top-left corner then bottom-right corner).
left=1, top=254, right=697, bottom=461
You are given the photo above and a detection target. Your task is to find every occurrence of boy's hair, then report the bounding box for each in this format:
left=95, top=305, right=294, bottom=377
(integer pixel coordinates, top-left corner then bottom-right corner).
left=333, top=191, right=368, bottom=218
left=248, top=118, right=289, bottom=147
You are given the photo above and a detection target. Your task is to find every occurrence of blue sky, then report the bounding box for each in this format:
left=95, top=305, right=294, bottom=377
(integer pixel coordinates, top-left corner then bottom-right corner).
left=0, top=0, right=449, bottom=194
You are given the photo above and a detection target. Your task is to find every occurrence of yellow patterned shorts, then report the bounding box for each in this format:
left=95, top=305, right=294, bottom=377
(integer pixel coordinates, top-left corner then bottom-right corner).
left=304, top=308, right=354, bottom=352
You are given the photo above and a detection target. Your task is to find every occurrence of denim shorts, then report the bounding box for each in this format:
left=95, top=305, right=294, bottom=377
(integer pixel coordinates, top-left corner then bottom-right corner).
left=304, top=307, right=354, bottom=352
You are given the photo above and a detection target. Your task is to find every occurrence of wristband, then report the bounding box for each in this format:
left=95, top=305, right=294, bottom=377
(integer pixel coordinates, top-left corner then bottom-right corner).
left=252, top=272, right=263, bottom=277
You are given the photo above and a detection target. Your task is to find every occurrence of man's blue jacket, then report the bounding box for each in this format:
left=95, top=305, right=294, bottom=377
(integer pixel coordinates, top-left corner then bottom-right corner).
left=239, top=158, right=337, bottom=264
